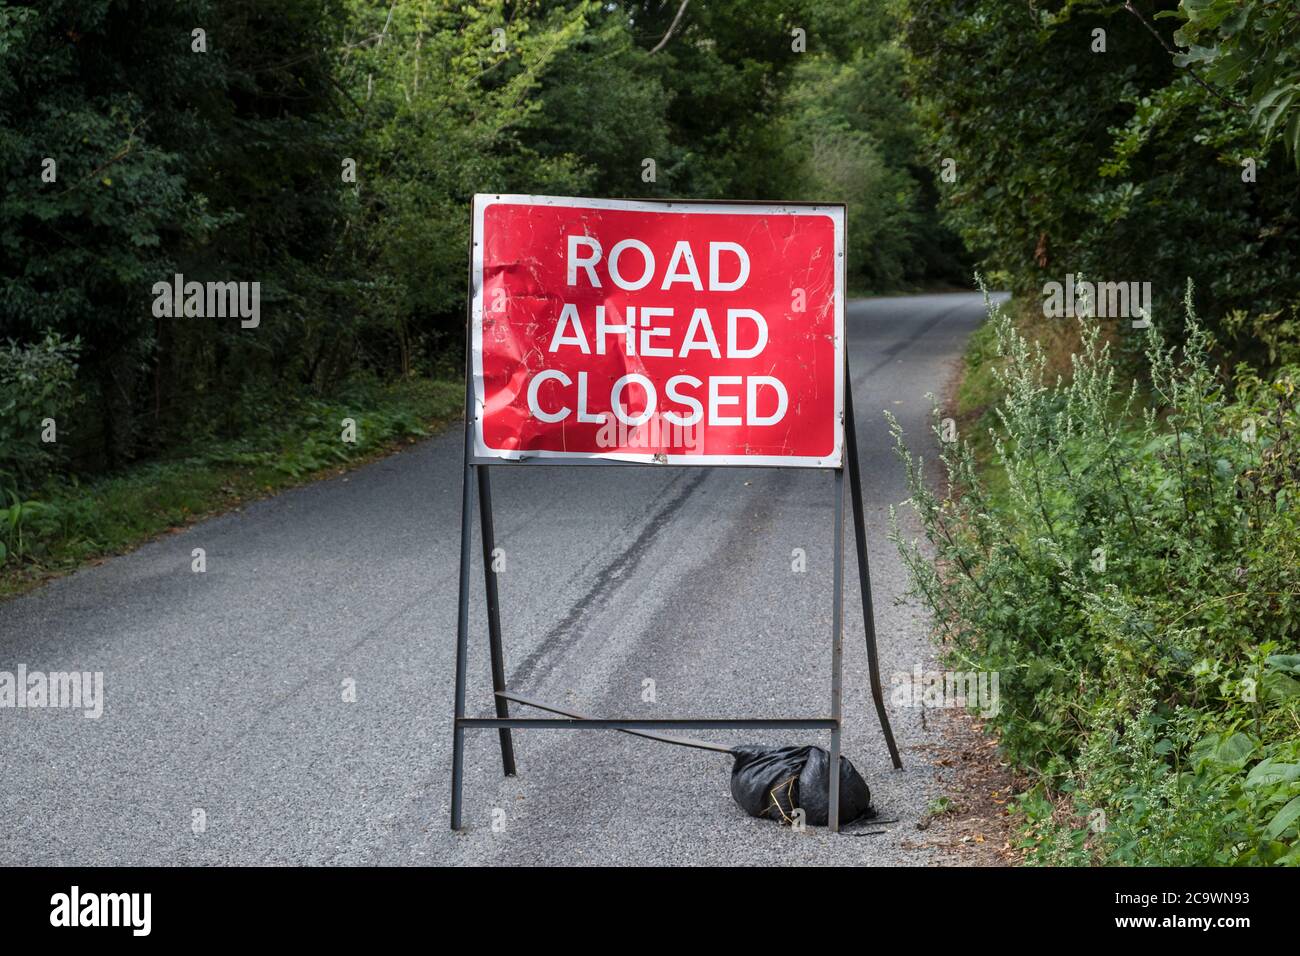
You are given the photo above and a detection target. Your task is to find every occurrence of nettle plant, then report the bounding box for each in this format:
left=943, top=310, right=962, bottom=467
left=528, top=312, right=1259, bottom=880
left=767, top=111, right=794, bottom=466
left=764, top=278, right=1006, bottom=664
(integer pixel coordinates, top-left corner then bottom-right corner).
left=891, top=285, right=1300, bottom=864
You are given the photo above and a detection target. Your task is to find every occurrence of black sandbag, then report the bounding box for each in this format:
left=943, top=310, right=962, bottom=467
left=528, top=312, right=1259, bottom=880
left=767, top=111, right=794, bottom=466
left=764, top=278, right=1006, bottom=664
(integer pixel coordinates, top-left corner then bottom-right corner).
left=797, top=745, right=874, bottom=826
left=730, top=744, right=874, bottom=826
left=730, top=745, right=808, bottom=821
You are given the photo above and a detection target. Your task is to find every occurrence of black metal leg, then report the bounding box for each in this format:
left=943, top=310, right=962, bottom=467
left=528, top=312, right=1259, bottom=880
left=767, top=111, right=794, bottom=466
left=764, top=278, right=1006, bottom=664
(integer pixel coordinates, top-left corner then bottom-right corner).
left=476, top=466, right=517, bottom=776
left=844, top=367, right=904, bottom=770
left=829, top=468, right=845, bottom=832
left=450, top=401, right=476, bottom=830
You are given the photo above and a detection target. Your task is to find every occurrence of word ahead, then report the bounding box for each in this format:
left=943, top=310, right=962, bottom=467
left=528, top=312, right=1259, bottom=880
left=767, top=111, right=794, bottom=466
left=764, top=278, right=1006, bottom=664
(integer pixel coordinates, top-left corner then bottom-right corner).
left=470, top=195, right=844, bottom=467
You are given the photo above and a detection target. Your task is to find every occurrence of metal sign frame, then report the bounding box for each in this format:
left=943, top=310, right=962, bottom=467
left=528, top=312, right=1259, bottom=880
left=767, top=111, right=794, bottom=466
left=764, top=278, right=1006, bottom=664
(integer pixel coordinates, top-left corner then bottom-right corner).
left=450, top=196, right=901, bottom=834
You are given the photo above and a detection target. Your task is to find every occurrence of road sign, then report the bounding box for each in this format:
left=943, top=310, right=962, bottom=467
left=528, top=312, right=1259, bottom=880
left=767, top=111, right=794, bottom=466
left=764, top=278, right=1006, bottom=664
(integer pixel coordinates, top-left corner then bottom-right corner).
left=471, top=195, right=844, bottom=467
left=452, top=196, right=900, bottom=836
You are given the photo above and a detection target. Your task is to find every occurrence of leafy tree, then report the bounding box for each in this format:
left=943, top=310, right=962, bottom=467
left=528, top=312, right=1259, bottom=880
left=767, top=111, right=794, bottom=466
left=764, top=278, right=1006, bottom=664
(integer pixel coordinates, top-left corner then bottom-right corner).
left=336, top=0, right=597, bottom=366
left=782, top=4, right=969, bottom=289
left=899, top=0, right=1300, bottom=359
left=521, top=2, right=671, bottom=198
left=1169, top=0, right=1300, bottom=163
left=620, top=0, right=811, bottom=199
left=0, top=0, right=362, bottom=466
left=0, top=1, right=218, bottom=464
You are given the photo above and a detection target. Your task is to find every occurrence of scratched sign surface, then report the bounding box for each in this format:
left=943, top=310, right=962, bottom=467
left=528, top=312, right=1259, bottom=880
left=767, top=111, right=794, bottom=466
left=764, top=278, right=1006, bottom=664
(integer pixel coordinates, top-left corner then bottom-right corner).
left=471, top=195, right=844, bottom=467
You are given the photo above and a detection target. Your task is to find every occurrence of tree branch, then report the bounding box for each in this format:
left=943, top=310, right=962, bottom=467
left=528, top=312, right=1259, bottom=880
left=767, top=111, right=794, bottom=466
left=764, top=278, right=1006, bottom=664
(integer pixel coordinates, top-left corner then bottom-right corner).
left=1123, top=0, right=1245, bottom=113
left=649, top=0, right=690, bottom=55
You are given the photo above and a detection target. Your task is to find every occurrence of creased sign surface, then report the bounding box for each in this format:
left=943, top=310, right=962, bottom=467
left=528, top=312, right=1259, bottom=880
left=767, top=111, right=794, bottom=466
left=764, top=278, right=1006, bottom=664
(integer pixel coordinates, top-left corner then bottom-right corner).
left=471, top=195, right=843, bottom=467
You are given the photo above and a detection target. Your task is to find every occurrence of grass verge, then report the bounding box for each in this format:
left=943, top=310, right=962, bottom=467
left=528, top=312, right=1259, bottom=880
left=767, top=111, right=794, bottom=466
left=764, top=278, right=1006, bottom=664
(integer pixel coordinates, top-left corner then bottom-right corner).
left=0, top=377, right=462, bottom=601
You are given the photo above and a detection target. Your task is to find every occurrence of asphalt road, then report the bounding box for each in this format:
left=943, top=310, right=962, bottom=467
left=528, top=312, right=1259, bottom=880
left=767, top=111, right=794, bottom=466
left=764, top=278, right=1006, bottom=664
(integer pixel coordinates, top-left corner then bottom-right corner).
left=0, top=292, right=995, bottom=866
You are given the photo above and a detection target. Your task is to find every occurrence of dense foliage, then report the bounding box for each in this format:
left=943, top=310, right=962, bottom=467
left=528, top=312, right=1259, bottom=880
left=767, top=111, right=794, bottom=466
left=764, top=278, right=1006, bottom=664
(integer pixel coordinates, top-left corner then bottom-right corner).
left=898, top=0, right=1300, bottom=362
left=894, top=291, right=1300, bottom=864
left=1, top=0, right=357, bottom=472
left=1175, top=0, right=1300, bottom=160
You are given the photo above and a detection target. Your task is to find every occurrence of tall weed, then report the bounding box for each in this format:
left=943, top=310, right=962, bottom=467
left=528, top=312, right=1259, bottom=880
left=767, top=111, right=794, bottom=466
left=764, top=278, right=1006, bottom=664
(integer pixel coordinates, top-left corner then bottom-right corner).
left=892, top=285, right=1300, bottom=864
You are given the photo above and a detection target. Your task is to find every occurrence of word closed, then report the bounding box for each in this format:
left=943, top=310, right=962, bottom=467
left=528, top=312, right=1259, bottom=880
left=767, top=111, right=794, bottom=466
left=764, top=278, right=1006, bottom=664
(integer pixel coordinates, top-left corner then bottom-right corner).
left=471, top=195, right=844, bottom=467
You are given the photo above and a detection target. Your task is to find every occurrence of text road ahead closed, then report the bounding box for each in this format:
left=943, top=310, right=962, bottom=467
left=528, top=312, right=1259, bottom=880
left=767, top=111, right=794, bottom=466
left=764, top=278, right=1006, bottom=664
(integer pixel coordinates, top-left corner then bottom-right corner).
left=472, top=195, right=845, bottom=467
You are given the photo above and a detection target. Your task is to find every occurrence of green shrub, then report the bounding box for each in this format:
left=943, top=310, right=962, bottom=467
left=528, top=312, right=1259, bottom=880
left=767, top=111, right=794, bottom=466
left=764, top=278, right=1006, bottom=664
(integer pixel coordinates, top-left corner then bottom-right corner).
left=0, top=333, right=79, bottom=487
left=891, top=286, right=1300, bottom=865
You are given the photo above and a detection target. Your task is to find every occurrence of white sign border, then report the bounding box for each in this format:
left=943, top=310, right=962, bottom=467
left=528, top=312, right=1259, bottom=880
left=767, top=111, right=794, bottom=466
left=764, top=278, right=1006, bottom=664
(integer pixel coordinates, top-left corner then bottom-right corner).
left=470, top=193, right=845, bottom=469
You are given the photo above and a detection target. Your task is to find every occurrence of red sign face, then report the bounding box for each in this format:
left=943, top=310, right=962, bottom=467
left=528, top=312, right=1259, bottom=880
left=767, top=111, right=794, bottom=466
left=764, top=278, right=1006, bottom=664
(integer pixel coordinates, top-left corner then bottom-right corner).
left=471, top=195, right=844, bottom=467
